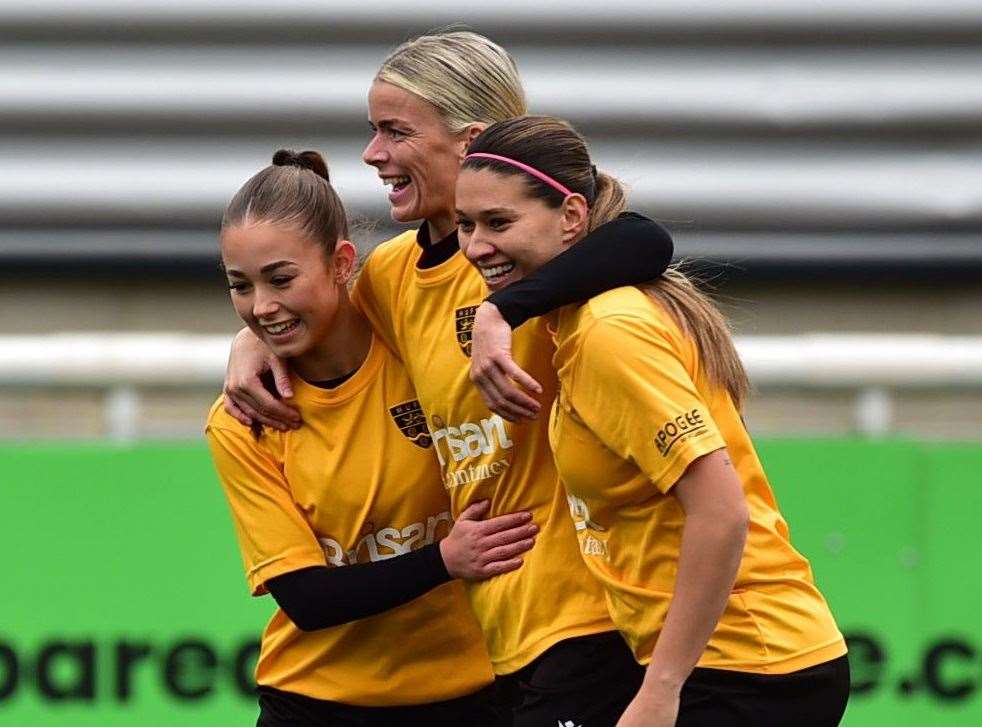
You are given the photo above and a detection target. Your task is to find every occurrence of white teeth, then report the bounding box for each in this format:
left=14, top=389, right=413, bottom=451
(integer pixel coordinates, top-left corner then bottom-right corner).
left=264, top=320, right=298, bottom=335
left=480, top=262, right=515, bottom=281
left=382, top=175, right=411, bottom=188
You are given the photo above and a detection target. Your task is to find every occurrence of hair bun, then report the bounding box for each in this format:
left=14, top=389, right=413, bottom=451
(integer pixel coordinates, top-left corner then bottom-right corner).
left=272, top=148, right=330, bottom=182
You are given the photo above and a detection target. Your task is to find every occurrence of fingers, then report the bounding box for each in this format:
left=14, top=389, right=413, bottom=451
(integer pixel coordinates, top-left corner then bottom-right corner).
left=481, top=558, right=524, bottom=576
left=270, top=356, right=294, bottom=399
left=223, top=396, right=253, bottom=427
left=226, top=382, right=300, bottom=431
left=457, top=499, right=492, bottom=522
left=482, top=537, right=536, bottom=563
left=500, top=358, right=542, bottom=395
left=482, top=521, right=538, bottom=549
left=472, top=363, right=539, bottom=421
left=479, top=510, right=533, bottom=535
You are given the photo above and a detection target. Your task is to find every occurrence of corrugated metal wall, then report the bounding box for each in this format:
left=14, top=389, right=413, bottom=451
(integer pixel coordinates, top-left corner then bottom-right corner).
left=3, top=0, right=982, bottom=271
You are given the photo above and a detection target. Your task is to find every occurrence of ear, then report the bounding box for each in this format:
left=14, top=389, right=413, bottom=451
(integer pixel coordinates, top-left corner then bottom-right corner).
left=456, top=122, right=487, bottom=160
left=331, top=240, right=358, bottom=285
left=559, top=194, right=590, bottom=245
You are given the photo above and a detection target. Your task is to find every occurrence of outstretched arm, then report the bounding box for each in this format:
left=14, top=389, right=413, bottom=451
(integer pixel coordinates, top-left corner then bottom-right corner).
left=486, top=212, right=673, bottom=328
left=471, top=213, right=674, bottom=420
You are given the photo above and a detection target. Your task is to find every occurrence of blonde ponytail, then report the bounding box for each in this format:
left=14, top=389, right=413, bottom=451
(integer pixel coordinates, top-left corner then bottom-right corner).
left=642, top=267, right=750, bottom=410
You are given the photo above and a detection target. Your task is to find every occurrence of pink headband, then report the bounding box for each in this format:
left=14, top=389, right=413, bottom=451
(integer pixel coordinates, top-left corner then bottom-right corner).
left=464, top=152, right=573, bottom=197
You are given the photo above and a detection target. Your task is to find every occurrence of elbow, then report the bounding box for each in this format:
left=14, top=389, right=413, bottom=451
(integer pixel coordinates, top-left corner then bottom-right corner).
left=286, top=611, right=322, bottom=633
left=726, top=502, right=750, bottom=551
left=282, top=606, right=335, bottom=632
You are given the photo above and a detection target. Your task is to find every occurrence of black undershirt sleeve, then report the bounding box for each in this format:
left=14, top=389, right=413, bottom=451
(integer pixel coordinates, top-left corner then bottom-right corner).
left=264, top=542, right=451, bottom=631
left=486, top=212, right=675, bottom=328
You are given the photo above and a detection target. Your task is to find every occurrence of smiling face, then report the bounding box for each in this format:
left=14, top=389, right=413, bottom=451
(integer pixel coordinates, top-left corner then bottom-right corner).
left=363, top=80, right=474, bottom=238
left=221, top=220, right=347, bottom=362
left=455, top=167, right=589, bottom=291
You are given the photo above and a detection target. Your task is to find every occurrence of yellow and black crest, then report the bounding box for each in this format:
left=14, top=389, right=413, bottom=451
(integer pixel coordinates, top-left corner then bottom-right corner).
left=388, top=400, right=432, bottom=448
left=455, top=305, right=477, bottom=357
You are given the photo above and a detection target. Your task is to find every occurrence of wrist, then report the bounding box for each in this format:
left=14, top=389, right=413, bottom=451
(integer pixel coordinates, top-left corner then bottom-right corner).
left=641, top=664, right=687, bottom=696
left=476, top=300, right=503, bottom=322
left=437, top=539, right=458, bottom=579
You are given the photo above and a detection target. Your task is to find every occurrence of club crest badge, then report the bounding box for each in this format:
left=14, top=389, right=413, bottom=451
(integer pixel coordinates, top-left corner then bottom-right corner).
left=455, top=306, right=477, bottom=357
left=388, top=400, right=432, bottom=448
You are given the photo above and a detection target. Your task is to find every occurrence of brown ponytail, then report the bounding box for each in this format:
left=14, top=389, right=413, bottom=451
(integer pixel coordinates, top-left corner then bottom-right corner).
left=587, top=171, right=627, bottom=232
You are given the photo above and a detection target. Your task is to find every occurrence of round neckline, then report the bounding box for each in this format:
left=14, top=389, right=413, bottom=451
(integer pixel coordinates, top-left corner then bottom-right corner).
left=289, top=333, right=384, bottom=406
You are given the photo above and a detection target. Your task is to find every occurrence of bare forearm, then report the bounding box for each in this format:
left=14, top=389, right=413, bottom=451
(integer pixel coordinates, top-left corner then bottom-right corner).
left=642, top=511, right=747, bottom=692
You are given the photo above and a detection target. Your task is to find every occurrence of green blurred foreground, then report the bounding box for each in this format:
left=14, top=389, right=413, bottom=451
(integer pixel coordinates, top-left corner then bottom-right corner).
left=1, top=440, right=980, bottom=726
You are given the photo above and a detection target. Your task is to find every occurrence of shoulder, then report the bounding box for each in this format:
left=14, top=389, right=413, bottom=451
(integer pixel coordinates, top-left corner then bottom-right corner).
left=205, top=395, right=238, bottom=432
left=571, top=286, right=681, bottom=346
left=204, top=394, right=270, bottom=449
left=362, top=229, right=420, bottom=272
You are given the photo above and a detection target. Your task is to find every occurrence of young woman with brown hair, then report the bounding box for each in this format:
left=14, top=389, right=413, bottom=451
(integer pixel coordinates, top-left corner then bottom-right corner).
left=458, top=116, right=849, bottom=727
left=208, top=149, right=540, bottom=726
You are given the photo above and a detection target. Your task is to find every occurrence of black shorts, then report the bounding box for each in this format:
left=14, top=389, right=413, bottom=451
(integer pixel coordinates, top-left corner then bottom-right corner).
left=256, top=681, right=509, bottom=727
left=496, top=630, right=645, bottom=727
left=676, top=654, right=850, bottom=727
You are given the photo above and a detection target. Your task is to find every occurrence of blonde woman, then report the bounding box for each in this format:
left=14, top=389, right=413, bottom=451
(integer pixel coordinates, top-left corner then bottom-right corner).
left=224, top=31, right=675, bottom=726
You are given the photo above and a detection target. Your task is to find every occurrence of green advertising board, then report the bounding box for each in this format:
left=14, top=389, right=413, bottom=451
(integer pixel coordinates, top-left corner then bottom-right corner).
left=1, top=440, right=980, bottom=725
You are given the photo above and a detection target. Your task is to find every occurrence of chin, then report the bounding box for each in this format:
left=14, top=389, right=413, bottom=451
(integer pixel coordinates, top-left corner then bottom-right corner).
left=390, top=203, right=421, bottom=224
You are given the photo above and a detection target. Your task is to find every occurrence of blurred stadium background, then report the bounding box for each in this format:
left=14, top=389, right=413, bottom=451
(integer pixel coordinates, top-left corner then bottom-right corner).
left=1, top=1, right=980, bottom=725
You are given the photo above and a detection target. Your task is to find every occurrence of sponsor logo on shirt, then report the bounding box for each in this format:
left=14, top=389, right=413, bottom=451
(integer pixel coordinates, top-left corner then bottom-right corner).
left=454, top=306, right=477, bottom=357
left=654, top=408, right=709, bottom=456
left=567, top=494, right=609, bottom=559
left=388, top=399, right=432, bottom=448
left=430, top=413, right=514, bottom=489
left=318, top=511, right=452, bottom=567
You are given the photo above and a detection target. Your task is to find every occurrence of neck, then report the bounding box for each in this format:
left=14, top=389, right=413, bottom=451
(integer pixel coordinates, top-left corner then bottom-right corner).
left=291, top=292, right=373, bottom=384
left=426, top=212, right=456, bottom=243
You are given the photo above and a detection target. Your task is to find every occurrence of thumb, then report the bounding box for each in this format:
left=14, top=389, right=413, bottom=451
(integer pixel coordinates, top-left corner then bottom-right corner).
left=458, top=500, right=491, bottom=521
left=271, top=356, right=293, bottom=398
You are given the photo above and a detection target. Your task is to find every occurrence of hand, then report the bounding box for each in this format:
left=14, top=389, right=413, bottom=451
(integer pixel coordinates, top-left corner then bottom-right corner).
left=439, top=500, right=537, bottom=580
left=616, top=686, right=680, bottom=727
left=223, top=328, right=301, bottom=431
left=469, top=302, right=542, bottom=422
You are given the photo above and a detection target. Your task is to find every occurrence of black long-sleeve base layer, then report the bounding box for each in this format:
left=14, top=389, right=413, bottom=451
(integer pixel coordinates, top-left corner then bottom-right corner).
left=265, top=542, right=451, bottom=631
left=488, top=212, right=674, bottom=328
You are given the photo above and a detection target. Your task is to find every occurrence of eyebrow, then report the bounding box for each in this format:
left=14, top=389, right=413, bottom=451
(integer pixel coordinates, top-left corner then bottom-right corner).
left=224, top=260, right=295, bottom=277
left=455, top=207, right=517, bottom=217
left=371, top=118, right=408, bottom=130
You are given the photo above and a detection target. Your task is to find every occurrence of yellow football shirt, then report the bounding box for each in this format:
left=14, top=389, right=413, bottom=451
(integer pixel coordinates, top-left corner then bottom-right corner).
left=550, top=286, right=847, bottom=674
left=353, top=230, right=613, bottom=674
left=205, top=335, right=494, bottom=705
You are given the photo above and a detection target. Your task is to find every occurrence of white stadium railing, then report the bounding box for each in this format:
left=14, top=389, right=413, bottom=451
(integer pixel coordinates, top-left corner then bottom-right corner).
left=2, top=333, right=981, bottom=442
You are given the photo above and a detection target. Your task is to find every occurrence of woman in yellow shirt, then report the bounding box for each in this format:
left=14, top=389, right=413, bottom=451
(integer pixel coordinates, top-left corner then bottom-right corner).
left=457, top=115, right=850, bottom=727
left=208, top=148, right=540, bottom=726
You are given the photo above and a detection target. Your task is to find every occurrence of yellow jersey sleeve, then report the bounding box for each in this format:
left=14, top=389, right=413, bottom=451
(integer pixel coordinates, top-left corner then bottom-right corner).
left=206, top=416, right=326, bottom=596
left=567, top=312, right=727, bottom=493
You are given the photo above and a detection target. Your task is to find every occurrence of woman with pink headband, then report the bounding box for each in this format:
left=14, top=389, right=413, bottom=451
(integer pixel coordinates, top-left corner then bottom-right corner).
left=459, top=115, right=849, bottom=727
left=224, top=30, right=675, bottom=726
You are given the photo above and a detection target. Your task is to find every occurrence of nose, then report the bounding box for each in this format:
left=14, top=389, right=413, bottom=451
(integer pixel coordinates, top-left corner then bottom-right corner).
left=461, top=228, right=498, bottom=262
left=252, top=287, right=280, bottom=320
left=362, top=133, right=387, bottom=167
